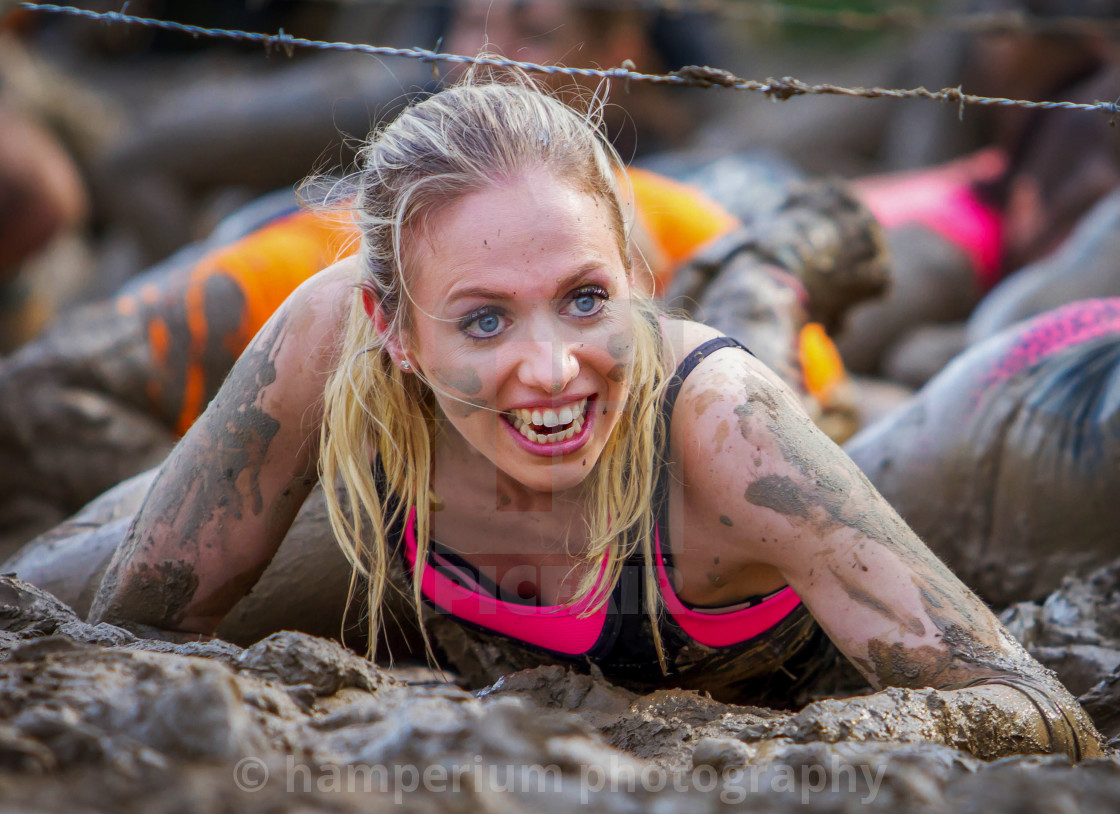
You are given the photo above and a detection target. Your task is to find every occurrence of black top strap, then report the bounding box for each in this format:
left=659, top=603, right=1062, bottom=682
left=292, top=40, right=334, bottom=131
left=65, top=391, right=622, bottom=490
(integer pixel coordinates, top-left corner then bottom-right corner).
left=660, top=336, right=753, bottom=431
left=653, top=336, right=754, bottom=567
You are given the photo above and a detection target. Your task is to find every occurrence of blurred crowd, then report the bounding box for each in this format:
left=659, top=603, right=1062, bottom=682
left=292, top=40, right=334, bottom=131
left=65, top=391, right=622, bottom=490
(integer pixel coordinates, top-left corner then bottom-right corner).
left=1, top=0, right=1116, bottom=362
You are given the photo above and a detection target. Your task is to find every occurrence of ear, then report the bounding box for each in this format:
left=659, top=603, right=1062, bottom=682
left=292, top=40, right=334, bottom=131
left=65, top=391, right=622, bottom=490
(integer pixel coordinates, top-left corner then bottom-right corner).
left=361, top=286, right=377, bottom=319
left=361, top=285, right=409, bottom=369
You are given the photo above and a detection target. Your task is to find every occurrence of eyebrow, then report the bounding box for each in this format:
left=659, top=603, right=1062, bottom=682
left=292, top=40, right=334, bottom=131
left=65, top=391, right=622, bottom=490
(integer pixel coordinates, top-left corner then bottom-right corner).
left=444, top=263, right=604, bottom=306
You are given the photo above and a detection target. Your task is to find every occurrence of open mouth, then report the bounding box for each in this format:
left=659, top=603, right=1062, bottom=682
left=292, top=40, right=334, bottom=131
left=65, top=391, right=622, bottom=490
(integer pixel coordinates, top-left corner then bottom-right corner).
left=504, top=397, right=590, bottom=445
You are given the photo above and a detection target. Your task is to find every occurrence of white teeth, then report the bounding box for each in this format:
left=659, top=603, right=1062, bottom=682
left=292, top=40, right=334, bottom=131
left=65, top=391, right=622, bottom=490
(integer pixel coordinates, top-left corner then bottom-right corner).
left=518, top=421, right=577, bottom=443
left=507, top=398, right=590, bottom=444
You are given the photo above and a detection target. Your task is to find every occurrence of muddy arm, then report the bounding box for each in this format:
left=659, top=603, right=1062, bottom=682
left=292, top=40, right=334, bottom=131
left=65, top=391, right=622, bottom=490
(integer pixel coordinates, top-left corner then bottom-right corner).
left=671, top=347, right=1106, bottom=760
left=88, top=262, right=354, bottom=635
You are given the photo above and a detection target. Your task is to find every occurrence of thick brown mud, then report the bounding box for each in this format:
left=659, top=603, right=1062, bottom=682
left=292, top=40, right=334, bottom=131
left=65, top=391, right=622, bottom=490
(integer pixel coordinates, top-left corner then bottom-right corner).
left=1, top=575, right=1119, bottom=812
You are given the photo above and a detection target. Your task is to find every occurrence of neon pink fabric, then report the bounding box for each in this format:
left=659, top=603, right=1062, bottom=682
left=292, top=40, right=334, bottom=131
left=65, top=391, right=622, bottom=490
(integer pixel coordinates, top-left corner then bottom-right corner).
left=404, top=508, right=803, bottom=653
left=653, top=530, right=802, bottom=648
left=982, top=299, right=1120, bottom=388
left=403, top=510, right=608, bottom=655
left=855, top=150, right=1006, bottom=291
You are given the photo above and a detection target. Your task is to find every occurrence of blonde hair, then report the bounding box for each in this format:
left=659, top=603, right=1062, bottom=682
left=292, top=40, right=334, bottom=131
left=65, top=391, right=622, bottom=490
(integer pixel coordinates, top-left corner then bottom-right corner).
left=319, top=67, right=670, bottom=668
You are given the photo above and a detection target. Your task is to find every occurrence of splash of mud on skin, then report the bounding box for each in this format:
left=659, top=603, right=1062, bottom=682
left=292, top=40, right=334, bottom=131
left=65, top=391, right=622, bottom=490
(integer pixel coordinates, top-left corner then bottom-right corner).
left=431, top=365, right=483, bottom=396
left=89, top=310, right=292, bottom=629
left=830, top=566, right=927, bottom=639
left=746, top=474, right=810, bottom=519
left=445, top=395, right=490, bottom=419
left=607, top=331, right=633, bottom=362
left=111, top=560, right=201, bottom=630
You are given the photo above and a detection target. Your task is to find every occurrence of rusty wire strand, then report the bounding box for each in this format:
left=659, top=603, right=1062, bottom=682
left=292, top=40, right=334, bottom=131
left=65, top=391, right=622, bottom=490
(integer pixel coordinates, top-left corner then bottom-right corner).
left=19, top=2, right=1120, bottom=120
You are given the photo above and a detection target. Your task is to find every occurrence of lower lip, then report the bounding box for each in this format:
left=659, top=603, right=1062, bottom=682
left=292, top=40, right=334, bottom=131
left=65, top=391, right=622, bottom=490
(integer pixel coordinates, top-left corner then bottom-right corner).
left=503, top=400, right=595, bottom=457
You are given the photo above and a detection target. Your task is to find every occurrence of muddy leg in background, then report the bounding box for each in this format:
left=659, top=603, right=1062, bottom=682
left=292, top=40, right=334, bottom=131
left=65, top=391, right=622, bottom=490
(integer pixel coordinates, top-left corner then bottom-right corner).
left=0, top=202, right=354, bottom=556
left=0, top=299, right=175, bottom=555
left=845, top=299, right=1120, bottom=607
left=834, top=225, right=981, bottom=376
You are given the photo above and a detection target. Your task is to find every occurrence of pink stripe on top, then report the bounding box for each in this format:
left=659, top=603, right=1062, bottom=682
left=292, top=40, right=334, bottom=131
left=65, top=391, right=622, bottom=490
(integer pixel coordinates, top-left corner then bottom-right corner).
left=404, top=509, right=803, bottom=654
left=654, top=528, right=802, bottom=648
left=981, top=299, right=1120, bottom=388
left=403, top=509, right=608, bottom=656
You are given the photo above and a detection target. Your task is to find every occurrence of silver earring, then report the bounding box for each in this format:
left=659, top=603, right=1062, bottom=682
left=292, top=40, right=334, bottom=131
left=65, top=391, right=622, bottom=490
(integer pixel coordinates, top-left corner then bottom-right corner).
left=400, top=360, right=411, bottom=372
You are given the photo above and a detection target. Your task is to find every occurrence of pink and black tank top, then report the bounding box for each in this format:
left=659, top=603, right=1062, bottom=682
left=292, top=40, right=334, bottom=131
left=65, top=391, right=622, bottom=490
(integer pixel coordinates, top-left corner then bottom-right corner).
left=385, top=337, right=832, bottom=701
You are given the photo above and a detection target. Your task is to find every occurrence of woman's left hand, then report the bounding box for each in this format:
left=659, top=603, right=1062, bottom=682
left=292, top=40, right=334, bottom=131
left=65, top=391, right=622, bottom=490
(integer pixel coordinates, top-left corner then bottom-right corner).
left=735, top=684, right=1091, bottom=760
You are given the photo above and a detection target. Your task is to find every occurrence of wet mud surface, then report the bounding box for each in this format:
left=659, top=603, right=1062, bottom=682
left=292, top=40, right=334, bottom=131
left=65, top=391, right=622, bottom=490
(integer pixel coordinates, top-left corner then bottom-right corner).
left=1, top=575, right=1119, bottom=812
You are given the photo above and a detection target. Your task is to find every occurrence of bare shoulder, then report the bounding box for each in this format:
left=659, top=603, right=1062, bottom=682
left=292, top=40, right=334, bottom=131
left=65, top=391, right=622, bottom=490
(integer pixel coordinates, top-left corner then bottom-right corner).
left=660, top=316, right=795, bottom=426
left=666, top=322, right=825, bottom=567
left=277, top=256, right=359, bottom=362
left=246, top=256, right=359, bottom=411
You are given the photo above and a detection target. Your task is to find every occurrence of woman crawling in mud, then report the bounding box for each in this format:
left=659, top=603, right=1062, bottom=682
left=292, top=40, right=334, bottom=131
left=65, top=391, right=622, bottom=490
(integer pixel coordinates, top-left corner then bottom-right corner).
left=85, top=69, right=1104, bottom=761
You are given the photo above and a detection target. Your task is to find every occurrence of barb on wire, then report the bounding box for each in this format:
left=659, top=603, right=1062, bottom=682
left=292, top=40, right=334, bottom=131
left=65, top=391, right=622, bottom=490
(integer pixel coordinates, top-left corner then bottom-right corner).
left=19, top=2, right=1120, bottom=121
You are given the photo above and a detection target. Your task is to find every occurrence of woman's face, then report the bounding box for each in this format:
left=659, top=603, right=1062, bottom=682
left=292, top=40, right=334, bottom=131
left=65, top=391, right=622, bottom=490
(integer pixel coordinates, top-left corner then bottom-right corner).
left=399, top=170, right=635, bottom=495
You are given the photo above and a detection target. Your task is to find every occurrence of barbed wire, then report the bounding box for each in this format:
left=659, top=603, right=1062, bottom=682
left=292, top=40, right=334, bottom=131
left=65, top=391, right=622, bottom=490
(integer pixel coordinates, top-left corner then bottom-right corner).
left=19, top=2, right=1120, bottom=121
left=303, top=0, right=1120, bottom=38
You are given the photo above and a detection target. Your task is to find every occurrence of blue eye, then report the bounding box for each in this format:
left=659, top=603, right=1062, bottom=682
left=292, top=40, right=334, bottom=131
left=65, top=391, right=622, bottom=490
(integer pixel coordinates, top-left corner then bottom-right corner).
left=565, top=285, right=607, bottom=317
left=574, top=294, right=598, bottom=313
left=460, top=308, right=507, bottom=338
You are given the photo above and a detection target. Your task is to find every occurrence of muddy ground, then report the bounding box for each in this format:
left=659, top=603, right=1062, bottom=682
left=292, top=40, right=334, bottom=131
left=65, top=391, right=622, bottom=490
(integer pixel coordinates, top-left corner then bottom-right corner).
left=1, top=573, right=1119, bottom=812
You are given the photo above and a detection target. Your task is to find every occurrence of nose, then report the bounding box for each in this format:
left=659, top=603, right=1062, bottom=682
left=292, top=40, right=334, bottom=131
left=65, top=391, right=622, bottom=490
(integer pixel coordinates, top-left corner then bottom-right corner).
left=512, top=322, right=579, bottom=394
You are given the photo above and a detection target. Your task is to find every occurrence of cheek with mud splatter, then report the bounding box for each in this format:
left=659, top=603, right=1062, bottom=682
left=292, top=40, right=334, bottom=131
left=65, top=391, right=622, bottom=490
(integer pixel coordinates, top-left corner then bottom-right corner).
left=604, top=331, right=635, bottom=385
left=432, top=365, right=483, bottom=396
left=607, top=363, right=628, bottom=383
left=444, top=396, right=489, bottom=419
left=607, top=331, right=633, bottom=362
left=430, top=365, right=490, bottom=417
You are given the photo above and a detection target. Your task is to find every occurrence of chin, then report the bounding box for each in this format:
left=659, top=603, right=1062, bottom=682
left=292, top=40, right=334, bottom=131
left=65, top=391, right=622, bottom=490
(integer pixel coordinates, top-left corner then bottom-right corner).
left=506, top=462, right=596, bottom=496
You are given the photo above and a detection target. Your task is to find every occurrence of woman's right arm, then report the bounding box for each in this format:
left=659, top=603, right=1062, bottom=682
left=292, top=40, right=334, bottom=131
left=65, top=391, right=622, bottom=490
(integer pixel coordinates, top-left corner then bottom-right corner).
left=88, top=259, right=358, bottom=635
